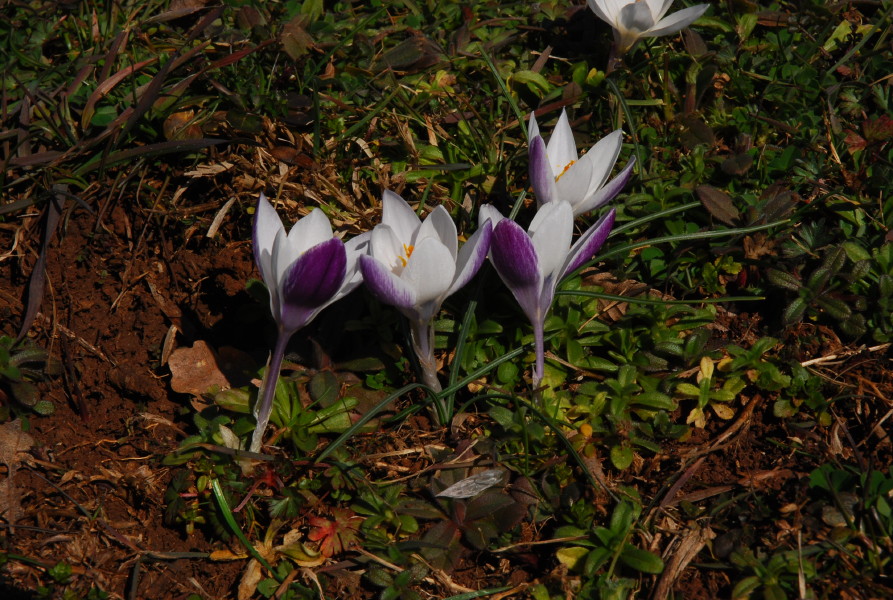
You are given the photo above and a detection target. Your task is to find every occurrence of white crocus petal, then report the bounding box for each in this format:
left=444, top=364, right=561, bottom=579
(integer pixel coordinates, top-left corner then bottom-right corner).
left=415, top=205, right=458, bottom=261
left=529, top=201, right=573, bottom=281
left=401, top=237, right=456, bottom=308
left=580, top=130, right=624, bottom=198
left=254, top=193, right=283, bottom=272
left=545, top=110, right=579, bottom=176
left=588, top=0, right=708, bottom=54
left=648, top=4, right=710, bottom=37
left=554, top=154, right=595, bottom=204
left=382, top=190, right=421, bottom=243
left=336, top=231, right=372, bottom=296
left=478, top=204, right=505, bottom=229
left=619, top=1, right=656, bottom=33
left=653, top=0, right=675, bottom=21
left=370, top=225, right=406, bottom=273
left=286, top=208, right=332, bottom=256
left=270, top=227, right=292, bottom=295
left=528, top=113, right=540, bottom=141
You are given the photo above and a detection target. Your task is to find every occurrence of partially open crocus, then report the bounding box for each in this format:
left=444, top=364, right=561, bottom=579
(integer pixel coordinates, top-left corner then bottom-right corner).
left=250, top=193, right=369, bottom=452
left=359, top=191, right=492, bottom=395
left=587, top=0, right=709, bottom=55
left=480, top=201, right=615, bottom=390
left=529, top=109, right=635, bottom=217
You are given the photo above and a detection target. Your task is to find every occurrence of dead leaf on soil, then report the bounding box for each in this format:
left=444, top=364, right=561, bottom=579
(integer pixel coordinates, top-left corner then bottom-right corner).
left=580, top=271, right=668, bottom=322
left=0, top=420, right=35, bottom=531
left=168, top=341, right=254, bottom=395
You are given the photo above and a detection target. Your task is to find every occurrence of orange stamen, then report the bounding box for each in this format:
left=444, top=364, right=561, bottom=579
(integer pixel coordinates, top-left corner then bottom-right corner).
left=398, top=244, right=415, bottom=267
left=555, top=160, right=576, bottom=181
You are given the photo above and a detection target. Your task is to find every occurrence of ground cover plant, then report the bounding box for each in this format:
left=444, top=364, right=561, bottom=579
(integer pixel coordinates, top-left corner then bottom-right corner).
left=1, top=0, right=892, bottom=599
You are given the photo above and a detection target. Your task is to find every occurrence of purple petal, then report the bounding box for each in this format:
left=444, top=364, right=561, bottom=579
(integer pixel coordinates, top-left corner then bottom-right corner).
left=529, top=135, right=556, bottom=206
left=491, top=219, right=539, bottom=288
left=562, top=209, right=616, bottom=278
left=575, top=155, right=637, bottom=216
left=280, top=238, right=346, bottom=331
left=447, top=221, right=492, bottom=297
left=491, top=219, right=542, bottom=322
left=359, top=255, right=416, bottom=309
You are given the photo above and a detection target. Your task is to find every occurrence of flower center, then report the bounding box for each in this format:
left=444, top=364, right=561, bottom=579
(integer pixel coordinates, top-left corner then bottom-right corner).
left=555, top=160, right=576, bottom=181
left=398, top=243, right=415, bottom=267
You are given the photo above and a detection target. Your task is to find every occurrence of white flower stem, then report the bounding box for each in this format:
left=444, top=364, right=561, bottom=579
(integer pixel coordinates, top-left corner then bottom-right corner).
left=410, top=318, right=442, bottom=394
left=533, top=318, right=545, bottom=396
left=409, top=318, right=448, bottom=425
left=249, top=331, right=290, bottom=453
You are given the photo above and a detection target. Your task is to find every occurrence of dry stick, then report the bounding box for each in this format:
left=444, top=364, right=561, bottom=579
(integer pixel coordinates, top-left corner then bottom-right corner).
left=800, top=343, right=890, bottom=367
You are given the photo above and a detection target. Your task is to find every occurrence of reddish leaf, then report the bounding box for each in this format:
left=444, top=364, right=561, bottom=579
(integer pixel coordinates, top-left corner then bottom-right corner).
left=307, top=508, right=361, bottom=557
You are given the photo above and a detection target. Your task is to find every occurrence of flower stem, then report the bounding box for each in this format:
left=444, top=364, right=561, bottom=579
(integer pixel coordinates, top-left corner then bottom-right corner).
left=409, top=318, right=446, bottom=425
left=250, top=331, right=290, bottom=453
left=410, top=319, right=442, bottom=393
left=532, top=318, right=545, bottom=395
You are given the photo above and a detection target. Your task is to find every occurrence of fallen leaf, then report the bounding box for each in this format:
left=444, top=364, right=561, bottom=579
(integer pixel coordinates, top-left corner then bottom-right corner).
left=168, top=341, right=253, bottom=395
left=0, top=420, right=35, bottom=531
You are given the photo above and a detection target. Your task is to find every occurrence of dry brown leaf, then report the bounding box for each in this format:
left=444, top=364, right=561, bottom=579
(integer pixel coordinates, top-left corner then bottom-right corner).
left=168, top=341, right=253, bottom=395
left=580, top=271, right=666, bottom=322
left=0, top=420, right=35, bottom=531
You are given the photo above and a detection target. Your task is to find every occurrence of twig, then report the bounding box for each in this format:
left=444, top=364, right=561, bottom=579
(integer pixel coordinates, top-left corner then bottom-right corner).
left=800, top=343, right=890, bottom=367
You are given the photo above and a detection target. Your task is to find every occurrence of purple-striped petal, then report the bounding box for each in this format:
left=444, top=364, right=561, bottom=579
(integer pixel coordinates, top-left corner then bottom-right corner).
left=491, top=219, right=539, bottom=288
left=575, top=155, right=636, bottom=216
left=447, top=221, right=492, bottom=297
left=359, top=255, right=417, bottom=309
left=280, top=238, right=346, bottom=331
left=562, top=208, right=616, bottom=278
left=491, top=219, right=542, bottom=322
left=529, top=135, right=556, bottom=206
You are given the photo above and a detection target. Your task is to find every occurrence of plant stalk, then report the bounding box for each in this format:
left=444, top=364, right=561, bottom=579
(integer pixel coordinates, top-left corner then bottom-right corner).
left=532, top=317, right=545, bottom=399
left=250, top=331, right=290, bottom=453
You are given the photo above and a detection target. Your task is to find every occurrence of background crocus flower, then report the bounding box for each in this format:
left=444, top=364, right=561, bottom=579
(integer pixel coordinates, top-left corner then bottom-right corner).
left=587, top=0, right=709, bottom=55
left=529, top=109, right=635, bottom=216
left=250, top=193, right=369, bottom=452
left=480, top=201, right=615, bottom=390
left=359, top=190, right=492, bottom=396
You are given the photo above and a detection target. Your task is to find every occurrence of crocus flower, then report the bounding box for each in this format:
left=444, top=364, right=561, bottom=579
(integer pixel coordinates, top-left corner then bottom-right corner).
left=359, top=191, right=492, bottom=396
left=480, top=201, right=615, bottom=389
left=587, top=0, right=709, bottom=54
left=250, top=193, right=369, bottom=452
left=529, top=109, right=635, bottom=217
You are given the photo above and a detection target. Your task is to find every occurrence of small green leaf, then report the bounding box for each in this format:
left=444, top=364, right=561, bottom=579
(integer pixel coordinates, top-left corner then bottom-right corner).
left=766, top=268, right=801, bottom=292
left=619, top=544, right=664, bottom=574
left=783, top=297, right=807, bottom=324
left=610, top=445, right=634, bottom=470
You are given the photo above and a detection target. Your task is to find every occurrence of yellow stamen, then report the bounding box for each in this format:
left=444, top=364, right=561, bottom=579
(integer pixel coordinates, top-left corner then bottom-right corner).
left=398, top=244, right=415, bottom=267
left=555, top=160, right=576, bottom=181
